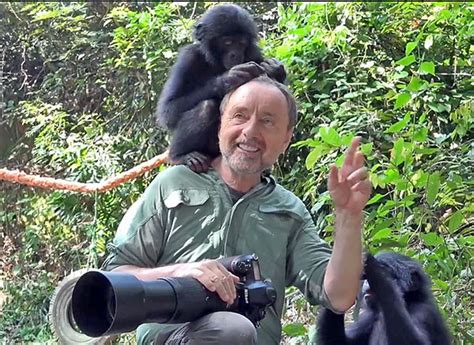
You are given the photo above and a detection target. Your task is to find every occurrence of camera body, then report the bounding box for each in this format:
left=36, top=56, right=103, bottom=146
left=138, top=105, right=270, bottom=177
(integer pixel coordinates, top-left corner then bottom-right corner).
left=72, top=254, right=276, bottom=337
left=220, top=254, right=277, bottom=325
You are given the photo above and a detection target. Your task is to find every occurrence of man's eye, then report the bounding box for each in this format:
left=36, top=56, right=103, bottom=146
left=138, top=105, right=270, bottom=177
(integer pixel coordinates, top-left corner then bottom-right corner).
left=234, top=113, right=244, bottom=119
left=262, top=117, right=274, bottom=126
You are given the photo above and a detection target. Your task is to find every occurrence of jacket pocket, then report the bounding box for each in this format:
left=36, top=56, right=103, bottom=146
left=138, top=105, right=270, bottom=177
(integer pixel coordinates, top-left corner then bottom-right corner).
left=163, top=189, right=210, bottom=208
left=161, top=188, right=217, bottom=261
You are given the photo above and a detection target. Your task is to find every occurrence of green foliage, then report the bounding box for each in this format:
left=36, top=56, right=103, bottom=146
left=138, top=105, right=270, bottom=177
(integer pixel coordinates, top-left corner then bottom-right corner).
left=270, top=3, right=473, bottom=343
left=0, top=2, right=472, bottom=343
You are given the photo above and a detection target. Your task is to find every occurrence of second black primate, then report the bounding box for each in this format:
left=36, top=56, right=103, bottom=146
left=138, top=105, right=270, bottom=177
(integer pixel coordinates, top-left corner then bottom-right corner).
left=317, top=252, right=451, bottom=345
left=156, top=4, right=286, bottom=172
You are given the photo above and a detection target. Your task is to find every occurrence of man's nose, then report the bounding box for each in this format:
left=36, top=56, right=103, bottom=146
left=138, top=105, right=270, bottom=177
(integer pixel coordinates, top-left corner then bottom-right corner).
left=241, top=117, right=259, bottom=138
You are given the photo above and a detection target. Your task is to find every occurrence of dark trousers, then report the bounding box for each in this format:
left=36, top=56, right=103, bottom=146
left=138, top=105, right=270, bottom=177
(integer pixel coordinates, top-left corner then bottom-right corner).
left=155, top=311, right=258, bottom=345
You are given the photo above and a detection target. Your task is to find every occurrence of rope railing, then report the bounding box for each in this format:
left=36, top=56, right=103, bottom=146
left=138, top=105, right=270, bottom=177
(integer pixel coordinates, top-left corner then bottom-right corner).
left=0, top=151, right=169, bottom=193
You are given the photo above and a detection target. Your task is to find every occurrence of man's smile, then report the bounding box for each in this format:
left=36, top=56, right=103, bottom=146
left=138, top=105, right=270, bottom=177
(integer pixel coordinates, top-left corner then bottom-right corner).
left=237, top=143, right=260, bottom=153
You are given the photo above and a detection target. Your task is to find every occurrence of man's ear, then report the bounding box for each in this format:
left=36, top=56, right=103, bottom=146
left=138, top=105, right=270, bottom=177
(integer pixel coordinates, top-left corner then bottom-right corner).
left=281, top=128, right=293, bottom=153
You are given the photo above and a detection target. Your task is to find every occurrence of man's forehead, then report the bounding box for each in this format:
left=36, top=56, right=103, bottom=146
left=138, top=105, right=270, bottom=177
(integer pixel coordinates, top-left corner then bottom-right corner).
left=229, top=81, right=287, bottom=105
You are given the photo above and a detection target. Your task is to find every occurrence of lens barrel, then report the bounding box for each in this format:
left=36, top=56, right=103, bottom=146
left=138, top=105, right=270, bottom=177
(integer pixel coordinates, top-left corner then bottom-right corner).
left=71, top=271, right=226, bottom=337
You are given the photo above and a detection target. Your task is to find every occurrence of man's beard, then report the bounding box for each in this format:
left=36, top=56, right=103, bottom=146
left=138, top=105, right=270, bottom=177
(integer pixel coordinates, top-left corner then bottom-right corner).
left=221, top=148, right=268, bottom=175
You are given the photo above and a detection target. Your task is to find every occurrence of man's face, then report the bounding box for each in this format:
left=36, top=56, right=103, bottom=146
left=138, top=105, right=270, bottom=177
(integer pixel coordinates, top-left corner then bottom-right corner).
left=218, top=81, right=293, bottom=175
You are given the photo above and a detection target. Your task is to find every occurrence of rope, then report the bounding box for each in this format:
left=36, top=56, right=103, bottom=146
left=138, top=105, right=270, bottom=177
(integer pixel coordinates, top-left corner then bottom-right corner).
left=0, top=151, right=169, bottom=193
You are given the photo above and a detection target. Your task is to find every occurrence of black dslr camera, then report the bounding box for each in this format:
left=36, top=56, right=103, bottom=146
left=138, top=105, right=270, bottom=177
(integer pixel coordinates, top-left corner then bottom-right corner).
left=71, top=254, right=276, bottom=337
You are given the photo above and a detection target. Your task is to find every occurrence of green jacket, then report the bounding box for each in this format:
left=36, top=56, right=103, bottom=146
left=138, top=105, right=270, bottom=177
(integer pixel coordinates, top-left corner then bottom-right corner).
left=103, top=166, right=334, bottom=344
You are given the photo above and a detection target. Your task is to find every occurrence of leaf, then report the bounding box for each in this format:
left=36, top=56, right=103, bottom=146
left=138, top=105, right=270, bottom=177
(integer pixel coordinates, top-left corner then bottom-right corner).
left=360, top=142, right=373, bottom=155
left=367, top=193, right=384, bottom=205
left=396, top=55, right=416, bottom=66
left=283, top=323, right=307, bottom=337
left=394, top=93, right=411, bottom=110
left=448, top=210, right=464, bottom=233
left=405, top=41, right=417, bottom=56
left=341, top=134, right=355, bottom=146
left=391, top=138, right=405, bottom=166
left=385, top=113, right=411, bottom=133
left=413, top=127, right=428, bottom=142
left=392, top=71, right=409, bottom=80
left=419, top=61, right=435, bottom=75
left=461, top=236, right=474, bottom=245
left=428, top=103, right=450, bottom=113
left=319, top=127, right=341, bottom=147
left=343, top=92, right=360, bottom=99
left=305, top=146, right=326, bottom=170
left=32, top=10, right=61, bottom=22
left=424, top=35, right=433, bottom=50
left=421, top=233, right=443, bottom=246
left=415, top=147, right=438, bottom=155
left=426, top=172, right=441, bottom=206
left=432, top=279, right=449, bottom=291
left=335, top=154, right=345, bottom=167
left=411, top=170, right=428, bottom=188
left=372, top=228, right=392, bottom=241
left=407, top=77, right=426, bottom=92
left=396, top=180, right=409, bottom=191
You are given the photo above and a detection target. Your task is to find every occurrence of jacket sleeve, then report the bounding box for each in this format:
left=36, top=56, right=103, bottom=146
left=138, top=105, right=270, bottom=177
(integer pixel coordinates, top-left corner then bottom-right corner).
left=101, top=178, right=165, bottom=271
left=285, top=210, right=340, bottom=312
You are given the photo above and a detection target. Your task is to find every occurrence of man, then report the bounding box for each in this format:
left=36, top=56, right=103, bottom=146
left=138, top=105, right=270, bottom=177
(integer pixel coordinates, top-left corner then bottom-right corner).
left=102, top=75, right=372, bottom=344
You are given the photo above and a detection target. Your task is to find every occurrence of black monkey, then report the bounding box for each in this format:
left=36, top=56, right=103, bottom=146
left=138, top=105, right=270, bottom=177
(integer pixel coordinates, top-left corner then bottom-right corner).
left=317, top=252, right=451, bottom=345
left=156, top=4, right=286, bottom=172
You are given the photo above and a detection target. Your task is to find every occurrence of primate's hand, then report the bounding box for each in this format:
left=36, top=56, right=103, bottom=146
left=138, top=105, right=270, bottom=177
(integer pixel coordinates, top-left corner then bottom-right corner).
left=364, top=254, right=401, bottom=299
left=260, top=58, right=286, bottom=83
left=216, top=62, right=265, bottom=96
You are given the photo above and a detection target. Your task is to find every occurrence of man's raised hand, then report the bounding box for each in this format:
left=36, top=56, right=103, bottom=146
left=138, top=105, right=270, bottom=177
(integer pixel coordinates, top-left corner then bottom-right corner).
left=327, top=137, right=372, bottom=214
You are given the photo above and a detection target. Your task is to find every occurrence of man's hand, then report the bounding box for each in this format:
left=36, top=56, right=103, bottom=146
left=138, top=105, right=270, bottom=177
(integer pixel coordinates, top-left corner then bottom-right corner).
left=173, top=260, right=240, bottom=305
left=327, top=137, right=372, bottom=214
left=323, top=137, right=371, bottom=311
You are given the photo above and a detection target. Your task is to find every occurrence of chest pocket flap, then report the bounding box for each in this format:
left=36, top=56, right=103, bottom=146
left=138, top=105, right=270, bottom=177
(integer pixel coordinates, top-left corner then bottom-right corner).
left=164, top=189, right=210, bottom=209
left=258, top=204, right=301, bottom=222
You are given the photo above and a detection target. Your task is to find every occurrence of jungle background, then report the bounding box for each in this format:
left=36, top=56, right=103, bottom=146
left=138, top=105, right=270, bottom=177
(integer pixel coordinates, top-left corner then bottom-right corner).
left=0, top=2, right=472, bottom=344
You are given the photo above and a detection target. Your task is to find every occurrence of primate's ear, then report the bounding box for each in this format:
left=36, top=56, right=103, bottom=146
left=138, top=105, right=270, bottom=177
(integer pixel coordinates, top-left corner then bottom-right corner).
left=408, top=270, right=422, bottom=291
left=194, top=23, right=205, bottom=41
left=364, top=253, right=377, bottom=270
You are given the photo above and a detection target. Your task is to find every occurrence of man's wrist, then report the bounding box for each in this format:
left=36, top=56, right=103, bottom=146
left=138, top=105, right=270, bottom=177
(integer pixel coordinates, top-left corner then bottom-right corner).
left=334, top=208, right=363, bottom=230
left=334, top=207, right=364, bottom=218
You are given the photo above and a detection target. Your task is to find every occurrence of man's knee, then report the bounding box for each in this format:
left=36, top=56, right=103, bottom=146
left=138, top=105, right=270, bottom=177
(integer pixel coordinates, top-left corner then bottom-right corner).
left=210, top=312, right=257, bottom=343
left=154, top=312, right=257, bottom=344
left=179, top=312, right=257, bottom=344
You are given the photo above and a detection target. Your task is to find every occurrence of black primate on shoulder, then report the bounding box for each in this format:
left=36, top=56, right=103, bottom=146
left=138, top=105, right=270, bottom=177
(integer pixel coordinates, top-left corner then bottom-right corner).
left=156, top=4, right=286, bottom=172
left=317, top=252, right=451, bottom=345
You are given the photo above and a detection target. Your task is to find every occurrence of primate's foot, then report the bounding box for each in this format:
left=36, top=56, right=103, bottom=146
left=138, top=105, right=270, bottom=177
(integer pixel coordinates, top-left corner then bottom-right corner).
left=172, top=151, right=212, bottom=173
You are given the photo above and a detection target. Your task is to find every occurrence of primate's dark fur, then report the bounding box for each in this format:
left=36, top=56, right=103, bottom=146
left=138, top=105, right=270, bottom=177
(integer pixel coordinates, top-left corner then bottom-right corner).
left=156, top=4, right=286, bottom=172
left=317, top=253, right=451, bottom=345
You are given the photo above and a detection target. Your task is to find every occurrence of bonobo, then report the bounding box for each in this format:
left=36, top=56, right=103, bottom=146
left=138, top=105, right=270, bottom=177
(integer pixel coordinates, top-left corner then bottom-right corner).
left=317, top=252, right=451, bottom=345
left=156, top=4, right=286, bottom=172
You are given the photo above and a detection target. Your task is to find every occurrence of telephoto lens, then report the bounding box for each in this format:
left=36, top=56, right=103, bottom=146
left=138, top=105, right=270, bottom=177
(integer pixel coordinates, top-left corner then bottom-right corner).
left=71, top=271, right=227, bottom=337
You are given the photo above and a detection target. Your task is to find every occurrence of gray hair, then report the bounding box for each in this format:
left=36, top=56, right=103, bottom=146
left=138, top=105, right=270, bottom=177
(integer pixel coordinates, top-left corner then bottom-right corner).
left=219, top=75, right=298, bottom=128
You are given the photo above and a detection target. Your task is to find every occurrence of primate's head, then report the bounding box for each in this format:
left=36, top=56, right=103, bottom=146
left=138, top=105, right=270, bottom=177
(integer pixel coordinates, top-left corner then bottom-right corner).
left=361, top=252, right=431, bottom=310
left=194, top=4, right=263, bottom=69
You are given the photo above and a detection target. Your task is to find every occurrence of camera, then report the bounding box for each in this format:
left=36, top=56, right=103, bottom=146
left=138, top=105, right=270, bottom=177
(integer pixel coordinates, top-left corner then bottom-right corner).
left=71, top=254, right=276, bottom=337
